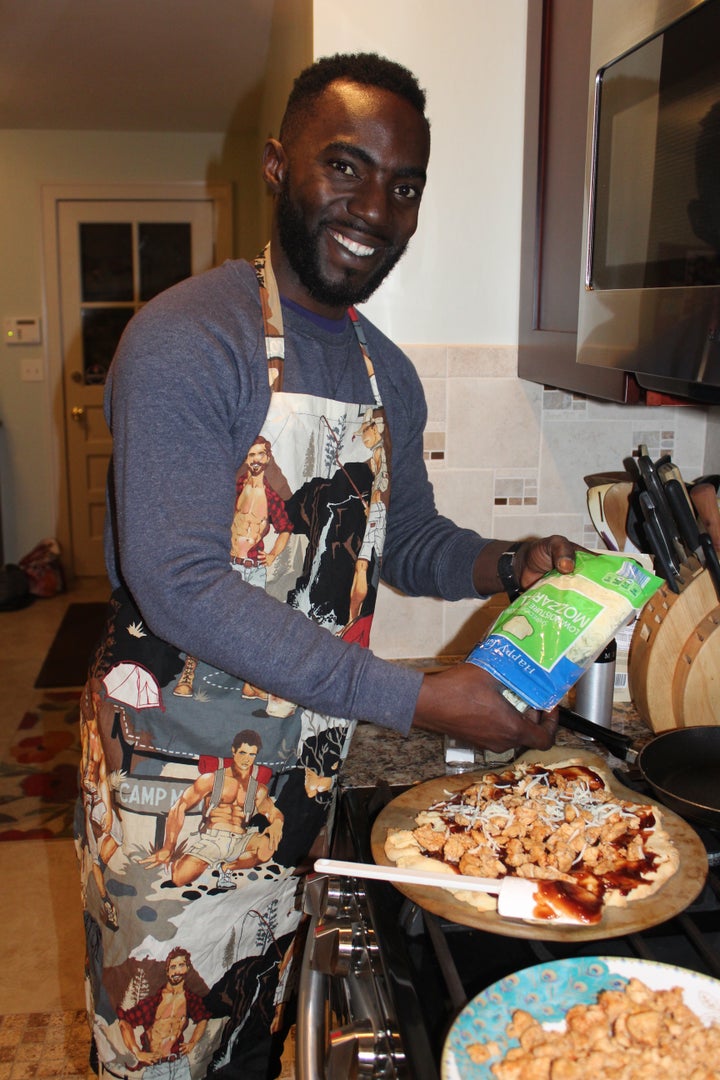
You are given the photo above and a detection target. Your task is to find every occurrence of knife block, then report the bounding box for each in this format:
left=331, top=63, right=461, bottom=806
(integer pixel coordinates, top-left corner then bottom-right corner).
left=672, top=604, right=720, bottom=727
left=629, top=558, right=720, bottom=731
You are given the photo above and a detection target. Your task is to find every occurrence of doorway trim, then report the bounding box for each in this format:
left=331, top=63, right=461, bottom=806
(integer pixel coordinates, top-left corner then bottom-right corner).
left=41, top=182, right=233, bottom=577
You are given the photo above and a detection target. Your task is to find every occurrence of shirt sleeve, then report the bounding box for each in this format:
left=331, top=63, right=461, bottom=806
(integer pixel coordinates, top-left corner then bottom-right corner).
left=265, top=484, right=294, bottom=535
left=185, top=990, right=212, bottom=1022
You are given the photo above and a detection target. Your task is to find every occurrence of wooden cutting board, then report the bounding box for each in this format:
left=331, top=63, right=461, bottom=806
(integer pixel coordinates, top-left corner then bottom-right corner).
left=672, top=604, right=720, bottom=727
left=370, top=748, right=707, bottom=942
left=629, top=559, right=718, bottom=732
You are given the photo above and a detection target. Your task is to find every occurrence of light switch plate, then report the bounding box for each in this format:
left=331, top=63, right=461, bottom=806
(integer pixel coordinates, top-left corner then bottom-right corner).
left=21, top=357, right=44, bottom=381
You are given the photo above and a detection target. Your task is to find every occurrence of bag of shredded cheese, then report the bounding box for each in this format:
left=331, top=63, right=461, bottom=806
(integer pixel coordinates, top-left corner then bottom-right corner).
left=466, top=551, right=663, bottom=712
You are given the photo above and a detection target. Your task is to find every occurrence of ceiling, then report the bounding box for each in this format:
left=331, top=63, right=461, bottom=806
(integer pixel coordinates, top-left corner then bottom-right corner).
left=0, top=0, right=277, bottom=133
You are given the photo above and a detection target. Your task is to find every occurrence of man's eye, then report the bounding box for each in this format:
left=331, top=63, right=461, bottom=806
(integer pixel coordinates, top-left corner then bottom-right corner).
left=329, top=160, right=358, bottom=177
left=395, top=184, right=422, bottom=200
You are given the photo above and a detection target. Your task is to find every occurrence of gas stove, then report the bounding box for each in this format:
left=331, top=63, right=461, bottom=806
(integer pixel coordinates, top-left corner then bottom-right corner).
left=296, top=779, right=720, bottom=1079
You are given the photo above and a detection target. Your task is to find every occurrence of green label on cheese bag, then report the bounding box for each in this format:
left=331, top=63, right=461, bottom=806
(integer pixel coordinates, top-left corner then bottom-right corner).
left=492, top=582, right=604, bottom=665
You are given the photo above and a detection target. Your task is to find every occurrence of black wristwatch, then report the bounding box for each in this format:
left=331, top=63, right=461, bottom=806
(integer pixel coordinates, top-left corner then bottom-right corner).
left=497, top=542, right=523, bottom=601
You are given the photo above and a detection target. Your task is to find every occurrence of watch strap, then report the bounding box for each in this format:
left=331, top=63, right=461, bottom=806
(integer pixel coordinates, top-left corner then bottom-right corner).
left=497, top=543, right=523, bottom=601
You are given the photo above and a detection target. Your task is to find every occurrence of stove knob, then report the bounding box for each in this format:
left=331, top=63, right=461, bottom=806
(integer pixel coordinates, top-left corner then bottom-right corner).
left=303, top=873, right=354, bottom=917
left=310, top=918, right=355, bottom=976
left=328, top=1019, right=377, bottom=1078
left=303, top=873, right=330, bottom=916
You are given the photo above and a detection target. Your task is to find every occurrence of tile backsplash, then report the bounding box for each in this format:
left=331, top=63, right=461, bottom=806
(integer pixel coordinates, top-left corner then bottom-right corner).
left=372, top=343, right=710, bottom=660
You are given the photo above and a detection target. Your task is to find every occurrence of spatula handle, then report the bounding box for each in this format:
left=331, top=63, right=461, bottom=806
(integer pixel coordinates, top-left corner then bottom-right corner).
left=314, top=857, right=501, bottom=894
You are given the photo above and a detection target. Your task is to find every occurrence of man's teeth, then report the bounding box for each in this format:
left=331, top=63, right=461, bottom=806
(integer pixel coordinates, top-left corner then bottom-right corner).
left=330, top=230, right=375, bottom=257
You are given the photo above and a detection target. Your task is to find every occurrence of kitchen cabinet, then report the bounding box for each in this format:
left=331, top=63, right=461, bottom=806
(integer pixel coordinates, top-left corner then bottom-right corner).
left=518, top=0, right=631, bottom=402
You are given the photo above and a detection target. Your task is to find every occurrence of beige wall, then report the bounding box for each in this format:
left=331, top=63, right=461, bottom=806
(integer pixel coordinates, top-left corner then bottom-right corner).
left=258, top=0, right=314, bottom=243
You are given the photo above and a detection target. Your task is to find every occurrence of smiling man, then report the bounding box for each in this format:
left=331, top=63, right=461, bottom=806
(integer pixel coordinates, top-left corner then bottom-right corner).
left=78, top=52, right=578, bottom=1079
left=266, top=76, right=429, bottom=311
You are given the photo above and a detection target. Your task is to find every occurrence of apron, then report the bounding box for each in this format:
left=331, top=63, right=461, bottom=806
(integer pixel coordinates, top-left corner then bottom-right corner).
left=76, top=246, right=392, bottom=1079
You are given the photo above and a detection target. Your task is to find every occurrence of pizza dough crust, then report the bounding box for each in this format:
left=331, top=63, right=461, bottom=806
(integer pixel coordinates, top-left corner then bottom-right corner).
left=383, top=758, right=679, bottom=916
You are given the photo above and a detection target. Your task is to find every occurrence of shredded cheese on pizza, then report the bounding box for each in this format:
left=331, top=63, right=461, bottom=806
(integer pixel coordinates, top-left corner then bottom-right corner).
left=384, top=759, right=679, bottom=917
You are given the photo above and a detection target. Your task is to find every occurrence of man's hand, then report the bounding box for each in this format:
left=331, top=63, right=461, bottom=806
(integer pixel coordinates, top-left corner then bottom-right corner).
left=140, top=847, right=173, bottom=868
left=411, top=663, right=558, bottom=752
left=473, top=535, right=580, bottom=597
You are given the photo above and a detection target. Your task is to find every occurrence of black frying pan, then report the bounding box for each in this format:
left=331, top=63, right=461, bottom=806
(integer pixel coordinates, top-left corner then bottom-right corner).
left=558, top=706, right=720, bottom=829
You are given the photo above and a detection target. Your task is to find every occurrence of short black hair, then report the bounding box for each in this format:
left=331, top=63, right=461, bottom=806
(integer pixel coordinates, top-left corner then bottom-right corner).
left=279, top=52, right=429, bottom=145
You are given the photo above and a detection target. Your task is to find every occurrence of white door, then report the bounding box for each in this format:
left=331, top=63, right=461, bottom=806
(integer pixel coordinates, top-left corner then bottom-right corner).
left=55, top=196, right=227, bottom=575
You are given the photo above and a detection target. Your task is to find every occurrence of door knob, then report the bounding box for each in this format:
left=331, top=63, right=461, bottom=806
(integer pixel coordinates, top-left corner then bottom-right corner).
left=71, top=406, right=85, bottom=422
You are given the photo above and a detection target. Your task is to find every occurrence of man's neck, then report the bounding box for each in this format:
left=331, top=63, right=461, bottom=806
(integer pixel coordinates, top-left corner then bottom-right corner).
left=281, top=294, right=349, bottom=335
left=269, top=234, right=348, bottom=321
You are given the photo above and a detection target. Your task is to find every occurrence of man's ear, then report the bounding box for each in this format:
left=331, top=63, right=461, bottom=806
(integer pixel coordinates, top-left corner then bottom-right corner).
left=263, top=138, right=287, bottom=194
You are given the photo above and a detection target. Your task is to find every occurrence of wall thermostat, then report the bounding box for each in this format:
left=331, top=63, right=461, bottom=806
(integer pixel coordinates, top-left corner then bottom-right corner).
left=4, top=317, right=42, bottom=345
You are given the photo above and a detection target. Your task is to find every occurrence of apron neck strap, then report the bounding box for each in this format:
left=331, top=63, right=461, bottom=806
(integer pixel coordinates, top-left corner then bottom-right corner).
left=253, top=244, right=381, bottom=406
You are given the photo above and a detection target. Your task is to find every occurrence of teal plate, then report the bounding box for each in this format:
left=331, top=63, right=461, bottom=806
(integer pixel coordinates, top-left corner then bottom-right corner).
left=441, top=956, right=720, bottom=1079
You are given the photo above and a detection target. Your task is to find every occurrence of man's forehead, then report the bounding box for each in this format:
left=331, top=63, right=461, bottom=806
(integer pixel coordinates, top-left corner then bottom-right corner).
left=297, top=79, right=429, bottom=161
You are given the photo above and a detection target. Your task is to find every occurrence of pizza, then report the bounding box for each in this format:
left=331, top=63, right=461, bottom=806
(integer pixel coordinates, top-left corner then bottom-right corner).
left=383, top=759, right=679, bottom=921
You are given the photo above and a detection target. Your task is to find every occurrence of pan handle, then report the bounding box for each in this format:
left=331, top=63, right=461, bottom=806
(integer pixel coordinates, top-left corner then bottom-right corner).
left=558, top=706, right=638, bottom=763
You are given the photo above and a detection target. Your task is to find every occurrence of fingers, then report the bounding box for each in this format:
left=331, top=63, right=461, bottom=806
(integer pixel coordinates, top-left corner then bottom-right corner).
left=412, top=665, right=561, bottom=755
left=520, top=535, right=578, bottom=585
left=519, top=709, right=559, bottom=750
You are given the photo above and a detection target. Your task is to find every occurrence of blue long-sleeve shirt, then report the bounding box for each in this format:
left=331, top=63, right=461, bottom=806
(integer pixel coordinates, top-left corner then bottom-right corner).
left=104, top=259, right=489, bottom=734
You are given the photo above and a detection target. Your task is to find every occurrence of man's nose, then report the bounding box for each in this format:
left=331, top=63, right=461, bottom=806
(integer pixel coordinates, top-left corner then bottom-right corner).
left=347, top=177, right=390, bottom=230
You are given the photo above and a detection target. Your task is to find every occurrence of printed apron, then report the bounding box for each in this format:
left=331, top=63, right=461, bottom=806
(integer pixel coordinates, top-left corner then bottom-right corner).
left=76, top=245, right=391, bottom=1079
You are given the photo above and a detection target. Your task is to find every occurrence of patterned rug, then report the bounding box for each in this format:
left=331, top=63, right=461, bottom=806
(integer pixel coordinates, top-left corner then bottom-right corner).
left=0, top=1010, right=94, bottom=1079
left=0, top=690, right=81, bottom=841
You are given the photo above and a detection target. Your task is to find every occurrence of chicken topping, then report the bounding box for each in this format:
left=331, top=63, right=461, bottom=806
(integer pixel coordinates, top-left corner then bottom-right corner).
left=467, top=977, right=720, bottom=1080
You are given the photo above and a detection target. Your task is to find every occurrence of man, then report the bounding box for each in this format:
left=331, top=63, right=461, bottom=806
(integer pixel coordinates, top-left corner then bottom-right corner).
left=78, top=52, right=578, bottom=1078
left=118, top=947, right=210, bottom=1077
left=173, top=437, right=292, bottom=698
left=230, top=438, right=293, bottom=584
left=346, top=409, right=388, bottom=630
left=142, top=730, right=283, bottom=889
left=79, top=689, right=123, bottom=930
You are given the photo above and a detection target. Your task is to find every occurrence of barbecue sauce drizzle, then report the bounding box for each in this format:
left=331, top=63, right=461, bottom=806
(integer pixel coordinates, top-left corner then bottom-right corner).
left=431, top=764, right=660, bottom=924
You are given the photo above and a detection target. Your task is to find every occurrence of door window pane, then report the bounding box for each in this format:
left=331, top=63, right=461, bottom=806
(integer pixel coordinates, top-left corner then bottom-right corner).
left=81, top=308, right=134, bottom=384
left=80, top=223, right=133, bottom=302
left=139, top=222, right=192, bottom=300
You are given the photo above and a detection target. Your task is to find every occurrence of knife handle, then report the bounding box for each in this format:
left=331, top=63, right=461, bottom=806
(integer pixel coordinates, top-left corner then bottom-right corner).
left=664, top=478, right=702, bottom=557
left=639, top=492, right=680, bottom=590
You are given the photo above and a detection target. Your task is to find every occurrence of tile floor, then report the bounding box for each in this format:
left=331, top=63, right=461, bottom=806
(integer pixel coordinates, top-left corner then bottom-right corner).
left=0, top=575, right=110, bottom=1079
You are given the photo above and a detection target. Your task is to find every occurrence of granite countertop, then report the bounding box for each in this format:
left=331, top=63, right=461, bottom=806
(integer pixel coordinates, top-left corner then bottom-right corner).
left=340, top=657, right=653, bottom=790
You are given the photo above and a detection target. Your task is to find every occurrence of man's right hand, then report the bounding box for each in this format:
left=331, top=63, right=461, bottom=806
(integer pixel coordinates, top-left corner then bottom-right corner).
left=411, top=662, right=558, bottom=753
left=140, top=847, right=173, bottom=868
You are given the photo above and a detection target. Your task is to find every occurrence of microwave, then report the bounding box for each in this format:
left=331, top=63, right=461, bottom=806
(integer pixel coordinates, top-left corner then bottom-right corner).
left=576, top=0, right=720, bottom=403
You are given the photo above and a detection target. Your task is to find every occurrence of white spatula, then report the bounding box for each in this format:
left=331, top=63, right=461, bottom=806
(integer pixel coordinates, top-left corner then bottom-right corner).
left=314, top=858, right=600, bottom=925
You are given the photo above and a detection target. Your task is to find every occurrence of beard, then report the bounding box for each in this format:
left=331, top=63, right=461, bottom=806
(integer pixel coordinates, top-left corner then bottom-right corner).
left=275, top=181, right=408, bottom=309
